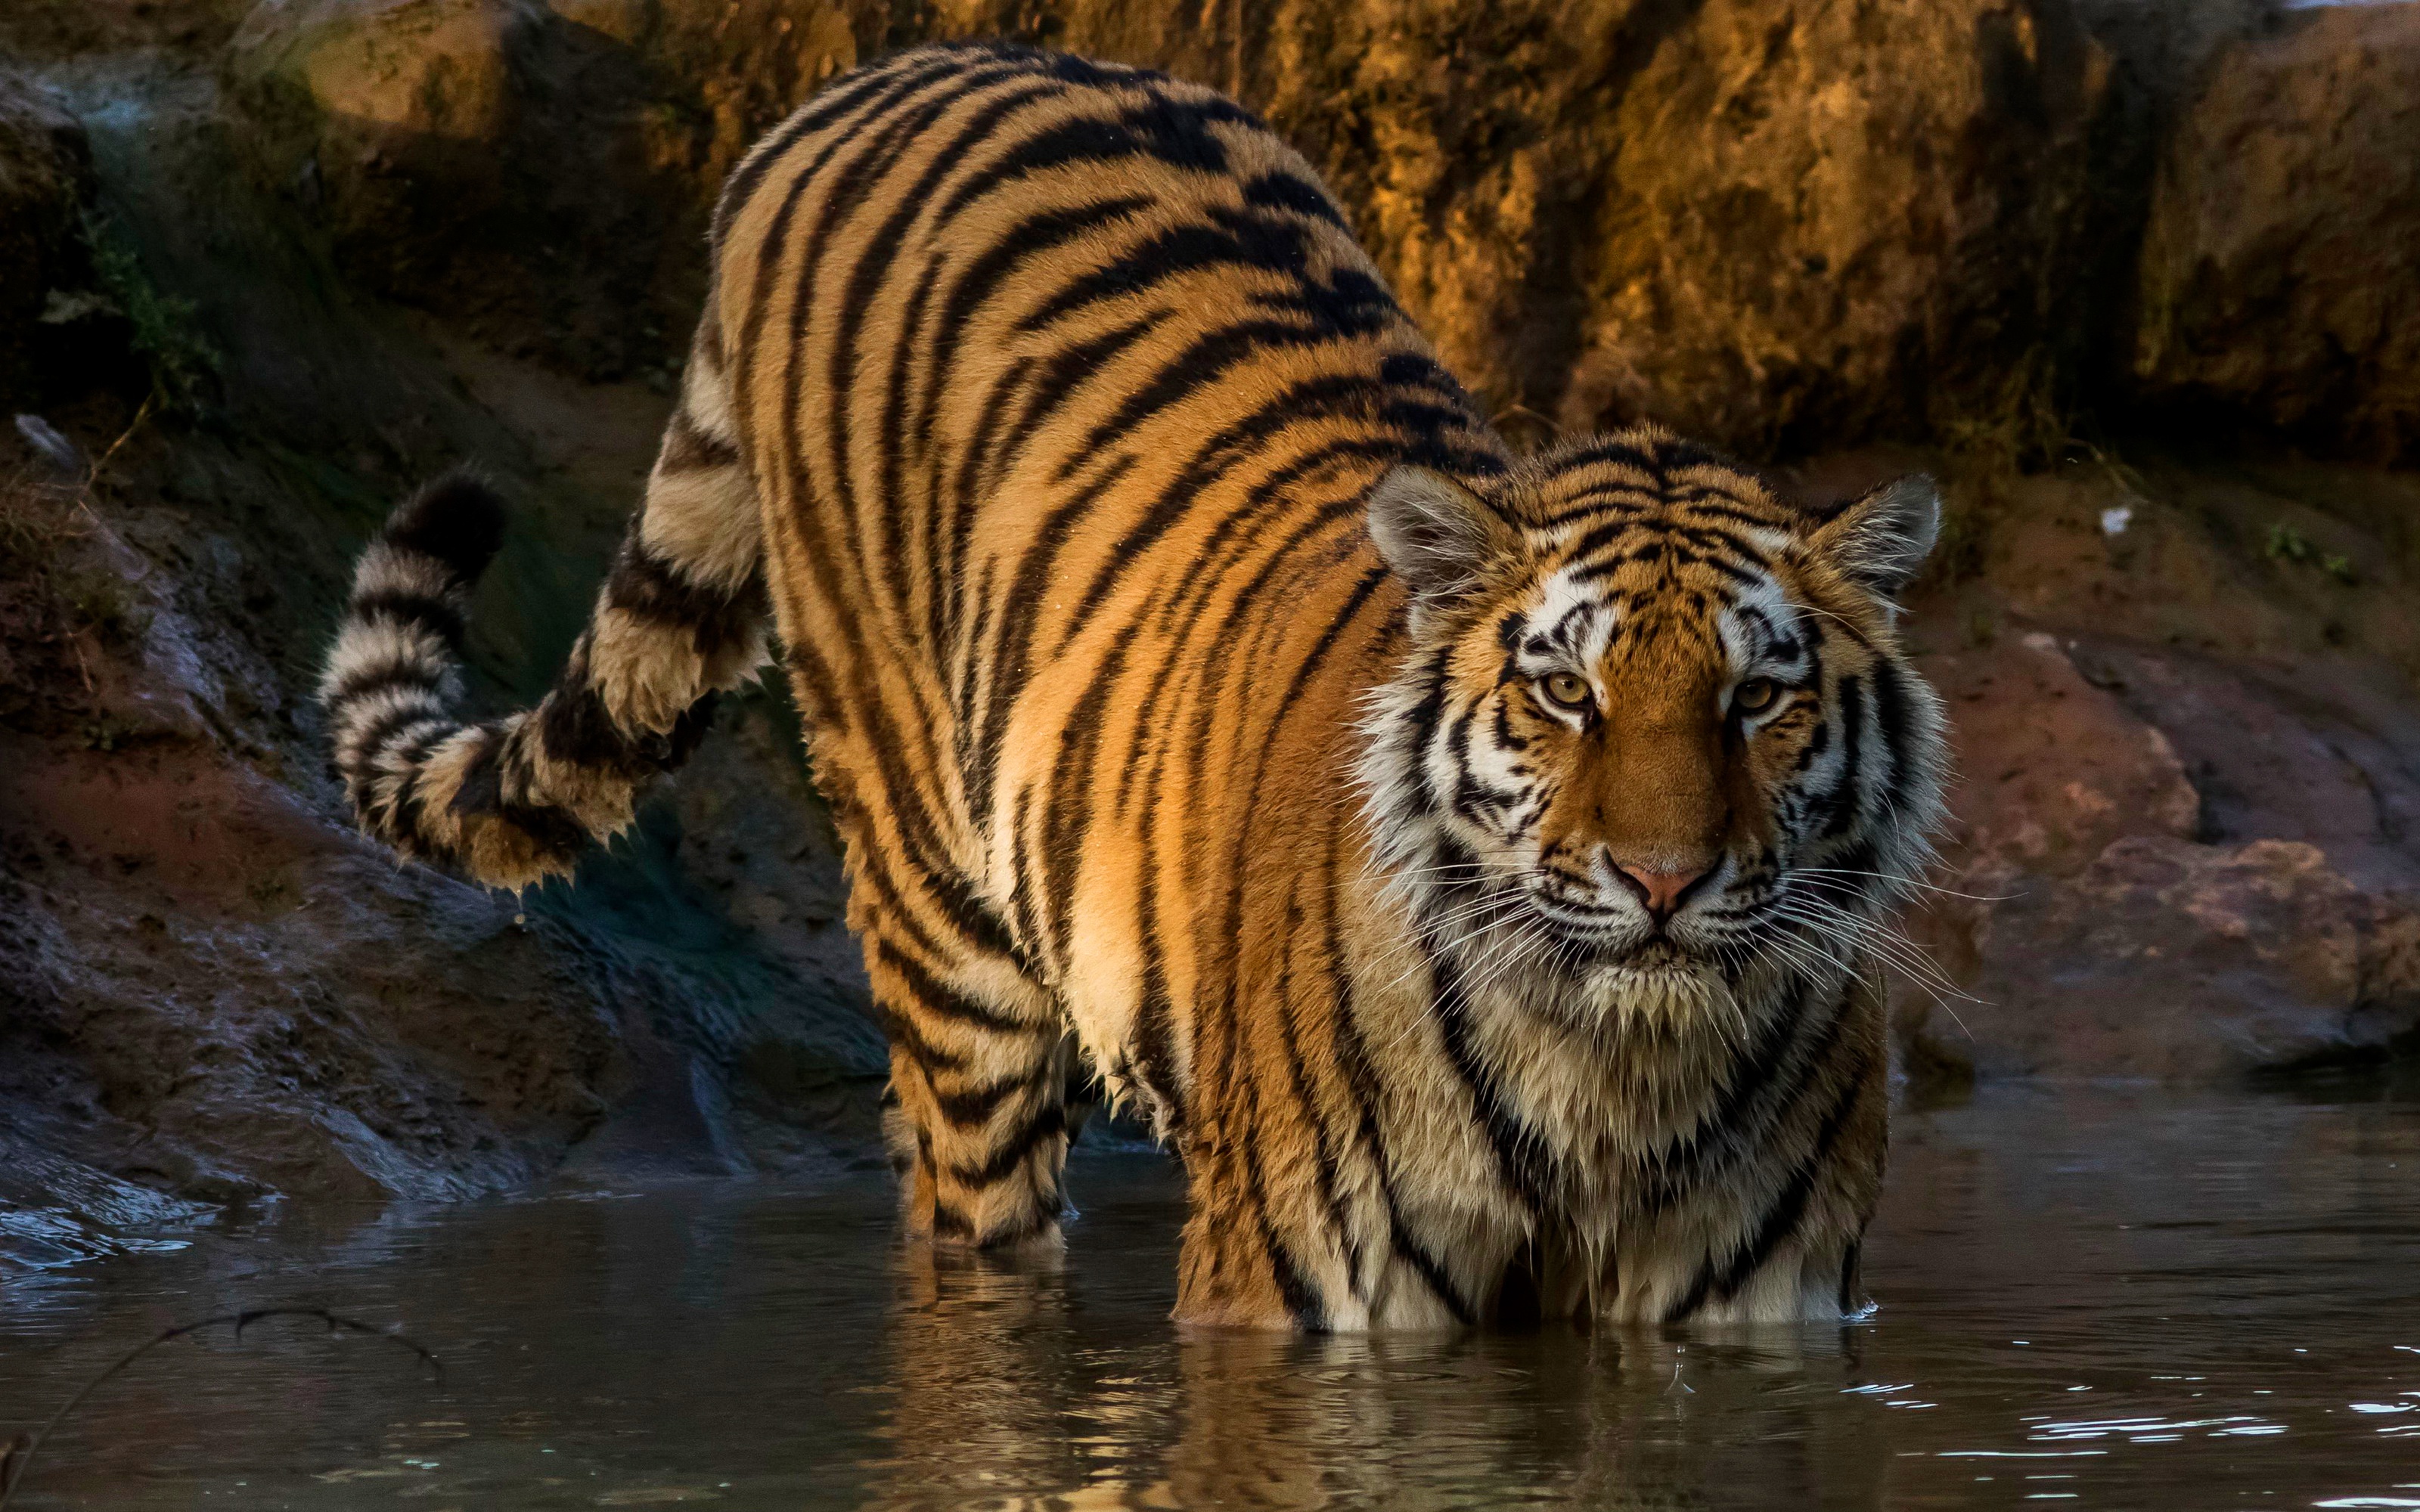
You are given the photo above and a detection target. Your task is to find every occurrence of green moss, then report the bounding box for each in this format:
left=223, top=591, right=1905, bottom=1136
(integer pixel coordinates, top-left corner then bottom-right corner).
left=2266, top=522, right=2358, bottom=585
left=80, top=209, right=219, bottom=414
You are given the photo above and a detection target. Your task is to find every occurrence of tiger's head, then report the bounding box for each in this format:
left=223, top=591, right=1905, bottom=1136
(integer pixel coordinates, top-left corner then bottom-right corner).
left=1358, top=428, right=1949, bottom=1014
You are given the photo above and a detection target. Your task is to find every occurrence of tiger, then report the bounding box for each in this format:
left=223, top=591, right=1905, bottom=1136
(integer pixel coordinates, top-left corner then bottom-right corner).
left=318, top=40, right=1948, bottom=1329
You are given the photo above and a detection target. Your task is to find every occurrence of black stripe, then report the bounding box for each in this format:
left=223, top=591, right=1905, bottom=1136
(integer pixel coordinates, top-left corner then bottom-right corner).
left=935, top=91, right=1252, bottom=229
left=942, top=1102, right=1067, bottom=1187
left=349, top=588, right=466, bottom=650
left=1320, top=832, right=1475, bottom=1324
left=845, top=76, right=1071, bottom=618
left=380, top=722, right=459, bottom=847
left=1868, top=655, right=1912, bottom=794
left=877, top=1000, right=971, bottom=1074
left=1060, top=373, right=1386, bottom=633
left=1128, top=823, right=1184, bottom=1129
left=339, top=699, right=447, bottom=779
left=656, top=404, right=739, bottom=473
left=1425, top=940, right=1552, bottom=1214
left=1640, top=974, right=1838, bottom=1213
left=1265, top=889, right=1357, bottom=1298
left=1041, top=622, right=1140, bottom=973
left=876, top=939, right=1040, bottom=1037
left=808, top=64, right=1040, bottom=553
left=1239, top=168, right=1349, bottom=227
left=323, top=661, right=444, bottom=714
left=1820, top=674, right=1866, bottom=838
left=711, top=48, right=964, bottom=252
left=1229, top=1070, right=1328, bottom=1331
left=1667, top=1047, right=1874, bottom=1321
left=991, top=311, right=1167, bottom=491
left=447, top=734, right=591, bottom=860
left=918, top=194, right=1155, bottom=649
left=967, top=454, right=1139, bottom=823
left=1015, top=205, right=1310, bottom=336
left=931, top=1073, right=1032, bottom=1128
left=603, top=541, right=763, bottom=652
left=1072, top=315, right=1335, bottom=464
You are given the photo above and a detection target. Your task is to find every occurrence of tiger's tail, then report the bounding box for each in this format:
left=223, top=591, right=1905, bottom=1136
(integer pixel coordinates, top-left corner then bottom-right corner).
left=318, top=327, right=768, bottom=891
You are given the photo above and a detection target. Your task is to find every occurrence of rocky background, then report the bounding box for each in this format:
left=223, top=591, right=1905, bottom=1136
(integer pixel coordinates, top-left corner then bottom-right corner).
left=2, top=0, right=2416, bottom=1257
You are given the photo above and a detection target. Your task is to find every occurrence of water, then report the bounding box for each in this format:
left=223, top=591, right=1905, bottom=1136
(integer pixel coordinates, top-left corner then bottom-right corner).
left=2, top=1083, right=2417, bottom=1509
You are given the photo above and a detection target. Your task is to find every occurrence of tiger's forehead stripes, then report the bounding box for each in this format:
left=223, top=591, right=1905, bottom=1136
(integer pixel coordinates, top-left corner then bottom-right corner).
left=1720, top=585, right=1817, bottom=677
left=1500, top=499, right=1816, bottom=684
left=1507, top=571, right=1623, bottom=674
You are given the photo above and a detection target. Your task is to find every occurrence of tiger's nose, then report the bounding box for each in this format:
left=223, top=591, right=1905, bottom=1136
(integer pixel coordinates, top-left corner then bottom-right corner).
left=1612, top=861, right=1712, bottom=924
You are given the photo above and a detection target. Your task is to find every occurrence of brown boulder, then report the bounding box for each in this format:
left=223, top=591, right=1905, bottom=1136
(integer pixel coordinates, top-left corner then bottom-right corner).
left=2133, top=2, right=2420, bottom=462
left=1919, top=628, right=2202, bottom=882
left=219, top=0, right=2129, bottom=448
left=0, top=739, right=628, bottom=1202
left=1005, top=0, right=2123, bottom=454
left=1944, top=836, right=2420, bottom=1080
left=1900, top=458, right=2420, bottom=1083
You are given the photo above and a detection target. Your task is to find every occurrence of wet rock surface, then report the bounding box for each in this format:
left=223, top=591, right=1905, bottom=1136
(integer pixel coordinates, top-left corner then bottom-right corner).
left=2, top=10, right=886, bottom=1219
left=1954, top=835, right=2420, bottom=1080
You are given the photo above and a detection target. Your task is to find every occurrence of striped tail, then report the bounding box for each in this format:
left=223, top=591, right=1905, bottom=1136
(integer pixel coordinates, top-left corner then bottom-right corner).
left=318, top=334, right=770, bottom=891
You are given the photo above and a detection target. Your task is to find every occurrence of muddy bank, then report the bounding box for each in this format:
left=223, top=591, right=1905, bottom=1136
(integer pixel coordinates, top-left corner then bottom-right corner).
left=1891, top=451, right=2420, bottom=1080
left=1, top=0, right=2417, bottom=1251
left=2, top=21, right=886, bottom=1258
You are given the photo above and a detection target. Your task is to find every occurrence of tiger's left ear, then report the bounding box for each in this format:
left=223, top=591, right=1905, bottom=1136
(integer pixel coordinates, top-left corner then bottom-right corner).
left=1807, top=474, right=1940, bottom=599
left=1367, top=466, right=1518, bottom=612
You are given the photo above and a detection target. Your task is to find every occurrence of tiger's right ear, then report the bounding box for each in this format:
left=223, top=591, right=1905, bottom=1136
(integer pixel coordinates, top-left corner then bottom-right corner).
left=1367, top=466, right=1518, bottom=613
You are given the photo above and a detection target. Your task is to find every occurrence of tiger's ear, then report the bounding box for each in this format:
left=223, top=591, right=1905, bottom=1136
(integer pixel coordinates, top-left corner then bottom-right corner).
left=1807, top=474, right=1940, bottom=599
left=1367, top=466, right=1518, bottom=609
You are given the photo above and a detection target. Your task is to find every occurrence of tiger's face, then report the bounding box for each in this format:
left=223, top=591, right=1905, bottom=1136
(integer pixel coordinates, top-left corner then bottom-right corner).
left=1360, top=430, right=1948, bottom=999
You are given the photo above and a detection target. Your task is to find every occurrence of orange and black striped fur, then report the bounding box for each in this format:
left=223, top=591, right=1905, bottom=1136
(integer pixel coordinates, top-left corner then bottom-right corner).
left=320, top=42, right=1949, bottom=1328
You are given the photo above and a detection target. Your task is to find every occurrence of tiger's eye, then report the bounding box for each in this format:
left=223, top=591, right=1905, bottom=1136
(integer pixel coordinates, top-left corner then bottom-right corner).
left=1733, top=677, right=1782, bottom=715
left=1537, top=672, right=1592, bottom=711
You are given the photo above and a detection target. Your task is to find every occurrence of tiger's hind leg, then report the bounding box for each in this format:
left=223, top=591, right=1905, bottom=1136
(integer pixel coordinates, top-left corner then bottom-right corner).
left=865, top=914, right=1076, bottom=1247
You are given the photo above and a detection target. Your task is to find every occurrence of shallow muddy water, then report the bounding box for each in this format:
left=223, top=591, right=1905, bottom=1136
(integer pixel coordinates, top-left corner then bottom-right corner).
left=2, top=1083, right=2417, bottom=1509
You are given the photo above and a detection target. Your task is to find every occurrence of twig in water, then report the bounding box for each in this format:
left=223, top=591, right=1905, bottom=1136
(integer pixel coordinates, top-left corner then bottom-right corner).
left=0, top=1306, right=443, bottom=1510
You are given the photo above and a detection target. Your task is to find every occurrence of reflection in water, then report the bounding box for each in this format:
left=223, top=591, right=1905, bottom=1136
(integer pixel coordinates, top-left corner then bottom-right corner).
left=0, top=1084, right=2416, bottom=1508
left=875, top=1247, right=1894, bottom=1512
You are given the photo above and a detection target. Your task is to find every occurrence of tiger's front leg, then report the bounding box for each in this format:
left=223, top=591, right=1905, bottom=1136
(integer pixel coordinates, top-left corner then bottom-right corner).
left=867, top=922, right=1075, bottom=1248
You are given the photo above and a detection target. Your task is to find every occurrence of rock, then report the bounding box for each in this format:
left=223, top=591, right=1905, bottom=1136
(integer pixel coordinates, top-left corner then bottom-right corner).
left=920, top=2, right=2139, bottom=453
left=216, top=0, right=2131, bottom=451
left=1938, top=836, right=2420, bottom=1080
left=998, top=0, right=2120, bottom=454
left=220, top=0, right=869, bottom=376
left=0, top=739, right=628, bottom=1202
left=0, top=69, right=93, bottom=410
left=222, top=0, right=600, bottom=361
left=1900, top=458, right=2420, bottom=1084
left=0, top=1126, right=216, bottom=1269
left=2133, top=2, right=2420, bottom=463
left=1918, top=629, right=2202, bottom=883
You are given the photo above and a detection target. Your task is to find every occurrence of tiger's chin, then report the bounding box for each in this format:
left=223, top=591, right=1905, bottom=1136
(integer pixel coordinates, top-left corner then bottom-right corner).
left=1547, top=937, right=1740, bottom=1037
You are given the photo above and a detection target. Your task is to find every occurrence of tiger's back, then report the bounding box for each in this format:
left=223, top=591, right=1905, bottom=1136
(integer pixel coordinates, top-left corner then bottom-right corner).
left=712, top=42, right=1512, bottom=1274
left=321, top=42, right=1947, bottom=1330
